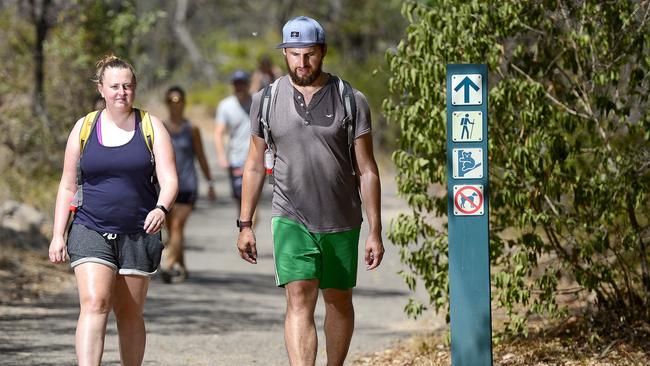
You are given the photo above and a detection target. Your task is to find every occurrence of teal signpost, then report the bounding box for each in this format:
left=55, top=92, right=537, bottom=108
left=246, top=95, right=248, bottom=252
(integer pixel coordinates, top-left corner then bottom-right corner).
left=446, top=64, right=493, bottom=365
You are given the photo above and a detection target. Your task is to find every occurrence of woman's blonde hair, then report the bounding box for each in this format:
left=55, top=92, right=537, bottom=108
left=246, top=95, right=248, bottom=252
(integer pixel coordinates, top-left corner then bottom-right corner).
left=92, top=54, right=137, bottom=85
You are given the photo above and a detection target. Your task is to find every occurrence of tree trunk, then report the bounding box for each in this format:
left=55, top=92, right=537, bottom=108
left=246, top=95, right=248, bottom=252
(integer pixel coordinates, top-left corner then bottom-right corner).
left=274, top=0, right=297, bottom=32
left=172, top=0, right=216, bottom=85
left=29, top=0, right=50, bottom=128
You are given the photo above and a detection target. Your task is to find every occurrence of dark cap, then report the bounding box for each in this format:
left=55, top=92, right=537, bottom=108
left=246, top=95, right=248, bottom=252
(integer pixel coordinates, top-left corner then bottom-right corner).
left=230, top=70, right=250, bottom=83
left=276, top=16, right=325, bottom=49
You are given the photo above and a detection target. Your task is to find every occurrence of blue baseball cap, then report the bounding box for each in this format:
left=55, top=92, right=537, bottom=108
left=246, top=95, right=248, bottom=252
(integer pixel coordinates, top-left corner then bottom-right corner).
left=276, top=16, right=326, bottom=49
left=230, top=70, right=250, bottom=83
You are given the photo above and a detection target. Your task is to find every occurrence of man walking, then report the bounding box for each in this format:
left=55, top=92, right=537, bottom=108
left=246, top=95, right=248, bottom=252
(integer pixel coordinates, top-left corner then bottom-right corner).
left=236, top=16, right=384, bottom=366
left=215, top=70, right=252, bottom=211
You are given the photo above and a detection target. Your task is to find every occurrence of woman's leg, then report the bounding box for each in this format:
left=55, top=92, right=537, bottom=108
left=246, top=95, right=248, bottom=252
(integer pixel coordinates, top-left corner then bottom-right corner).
left=165, top=203, right=193, bottom=272
left=74, top=262, right=116, bottom=366
left=112, top=274, right=150, bottom=366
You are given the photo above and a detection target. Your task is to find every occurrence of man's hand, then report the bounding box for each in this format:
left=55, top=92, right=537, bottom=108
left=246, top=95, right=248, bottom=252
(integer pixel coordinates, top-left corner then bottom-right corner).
left=218, top=155, right=229, bottom=170
left=364, top=233, right=384, bottom=270
left=237, top=228, right=258, bottom=264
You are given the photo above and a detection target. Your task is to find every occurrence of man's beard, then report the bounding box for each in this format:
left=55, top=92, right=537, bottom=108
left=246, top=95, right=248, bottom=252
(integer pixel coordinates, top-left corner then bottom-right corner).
left=286, top=59, right=323, bottom=86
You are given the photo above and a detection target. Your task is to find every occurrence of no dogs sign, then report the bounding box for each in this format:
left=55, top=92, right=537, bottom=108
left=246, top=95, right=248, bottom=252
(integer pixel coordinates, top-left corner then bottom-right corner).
left=453, top=185, right=484, bottom=216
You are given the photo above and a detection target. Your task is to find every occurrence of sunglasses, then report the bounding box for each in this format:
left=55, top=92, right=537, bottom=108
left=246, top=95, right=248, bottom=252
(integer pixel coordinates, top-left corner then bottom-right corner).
left=167, top=95, right=184, bottom=104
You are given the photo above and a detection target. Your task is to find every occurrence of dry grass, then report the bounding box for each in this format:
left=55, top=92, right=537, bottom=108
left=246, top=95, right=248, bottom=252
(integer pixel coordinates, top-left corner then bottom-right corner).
left=353, top=313, right=650, bottom=366
left=0, top=245, right=74, bottom=304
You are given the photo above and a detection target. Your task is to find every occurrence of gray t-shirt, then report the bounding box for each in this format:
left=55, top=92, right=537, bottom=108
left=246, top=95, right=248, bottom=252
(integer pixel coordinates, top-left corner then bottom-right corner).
left=216, top=95, right=251, bottom=167
left=251, top=75, right=372, bottom=233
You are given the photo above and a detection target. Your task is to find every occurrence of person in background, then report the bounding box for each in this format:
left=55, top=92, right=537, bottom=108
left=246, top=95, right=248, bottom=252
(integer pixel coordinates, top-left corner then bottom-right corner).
left=48, top=54, right=178, bottom=365
left=214, top=70, right=252, bottom=215
left=249, top=55, right=282, bottom=93
left=161, top=85, right=216, bottom=283
left=236, top=16, right=384, bottom=366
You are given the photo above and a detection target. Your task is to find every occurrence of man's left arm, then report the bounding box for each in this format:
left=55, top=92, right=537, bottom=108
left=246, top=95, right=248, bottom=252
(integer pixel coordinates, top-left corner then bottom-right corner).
left=354, top=133, right=384, bottom=270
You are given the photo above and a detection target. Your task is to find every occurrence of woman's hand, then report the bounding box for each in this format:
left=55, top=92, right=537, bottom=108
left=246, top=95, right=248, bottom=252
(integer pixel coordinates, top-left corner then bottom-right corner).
left=144, top=207, right=166, bottom=234
left=207, top=185, right=217, bottom=202
left=48, top=236, right=68, bottom=264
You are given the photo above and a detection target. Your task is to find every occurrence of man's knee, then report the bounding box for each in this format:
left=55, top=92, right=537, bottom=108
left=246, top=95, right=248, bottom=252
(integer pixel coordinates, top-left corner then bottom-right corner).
left=286, top=280, right=319, bottom=311
left=323, top=289, right=353, bottom=312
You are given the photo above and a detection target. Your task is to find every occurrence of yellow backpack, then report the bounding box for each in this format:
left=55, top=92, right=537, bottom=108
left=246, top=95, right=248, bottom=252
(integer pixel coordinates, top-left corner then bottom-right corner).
left=79, top=108, right=154, bottom=153
left=70, top=108, right=156, bottom=212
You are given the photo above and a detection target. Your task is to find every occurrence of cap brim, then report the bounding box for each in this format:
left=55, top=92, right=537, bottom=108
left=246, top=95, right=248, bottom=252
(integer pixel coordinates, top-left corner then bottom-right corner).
left=276, top=42, right=322, bottom=49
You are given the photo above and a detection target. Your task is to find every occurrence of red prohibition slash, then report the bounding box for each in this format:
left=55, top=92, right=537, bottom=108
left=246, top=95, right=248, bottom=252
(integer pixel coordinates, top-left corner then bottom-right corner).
left=454, top=186, right=483, bottom=215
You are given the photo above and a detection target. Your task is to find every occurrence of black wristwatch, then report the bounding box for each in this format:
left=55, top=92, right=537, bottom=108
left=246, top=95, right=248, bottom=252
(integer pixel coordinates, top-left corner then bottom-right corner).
left=237, top=219, right=253, bottom=231
left=155, top=204, right=169, bottom=215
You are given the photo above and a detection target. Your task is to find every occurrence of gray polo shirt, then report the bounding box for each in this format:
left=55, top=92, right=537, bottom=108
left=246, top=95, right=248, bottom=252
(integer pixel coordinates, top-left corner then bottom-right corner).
left=250, top=75, right=372, bottom=233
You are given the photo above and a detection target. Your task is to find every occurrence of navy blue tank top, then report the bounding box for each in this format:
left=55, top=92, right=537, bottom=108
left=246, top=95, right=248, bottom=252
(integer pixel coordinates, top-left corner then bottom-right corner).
left=168, top=121, right=197, bottom=193
left=73, top=111, right=157, bottom=233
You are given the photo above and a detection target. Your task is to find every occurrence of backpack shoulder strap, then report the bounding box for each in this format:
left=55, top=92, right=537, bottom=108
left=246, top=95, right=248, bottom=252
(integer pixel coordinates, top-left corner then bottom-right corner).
left=135, top=108, right=158, bottom=187
left=73, top=110, right=100, bottom=211
left=138, top=108, right=155, bottom=154
left=79, top=111, right=101, bottom=153
left=259, top=79, right=279, bottom=151
left=336, top=77, right=358, bottom=176
left=337, top=77, right=356, bottom=131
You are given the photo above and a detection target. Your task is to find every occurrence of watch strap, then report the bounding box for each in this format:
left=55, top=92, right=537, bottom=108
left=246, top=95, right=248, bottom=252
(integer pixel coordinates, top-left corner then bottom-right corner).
left=155, top=204, right=169, bottom=215
left=237, top=219, right=253, bottom=231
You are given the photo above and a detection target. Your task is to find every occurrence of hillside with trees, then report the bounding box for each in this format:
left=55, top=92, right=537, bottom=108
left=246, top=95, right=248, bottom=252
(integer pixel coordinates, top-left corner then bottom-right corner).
left=1, top=0, right=649, bottom=364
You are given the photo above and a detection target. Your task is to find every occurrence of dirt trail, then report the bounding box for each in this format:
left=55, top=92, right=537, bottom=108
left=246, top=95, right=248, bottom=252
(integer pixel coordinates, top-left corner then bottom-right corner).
left=0, top=109, right=444, bottom=365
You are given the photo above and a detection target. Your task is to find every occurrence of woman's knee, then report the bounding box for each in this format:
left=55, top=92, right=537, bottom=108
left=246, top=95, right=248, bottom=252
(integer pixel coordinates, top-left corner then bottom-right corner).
left=80, top=293, right=113, bottom=315
left=167, top=217, right=185, bottom=233
left=113, top=300, right=144, bottom=322
left=112, top=276, right=149, bottom=320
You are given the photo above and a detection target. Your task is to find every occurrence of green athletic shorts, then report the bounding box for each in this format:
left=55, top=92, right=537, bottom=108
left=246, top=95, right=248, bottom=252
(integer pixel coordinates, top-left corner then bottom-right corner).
left=272, top=217, right=361, bottom=290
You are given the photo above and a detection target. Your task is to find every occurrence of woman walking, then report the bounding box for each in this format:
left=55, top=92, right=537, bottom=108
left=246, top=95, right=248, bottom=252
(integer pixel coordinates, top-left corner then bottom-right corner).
left=161, top=85, right=215, bottom=283
left=48, top=54, right=178, bottom=366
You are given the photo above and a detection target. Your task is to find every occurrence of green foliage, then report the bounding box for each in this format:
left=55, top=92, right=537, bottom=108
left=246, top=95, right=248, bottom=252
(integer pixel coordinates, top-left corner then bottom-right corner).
left=0, top=1, right=162, bottom=211
left=0, top=4, right=61, bottom=211
left=385, top=0, right=650, bottom=336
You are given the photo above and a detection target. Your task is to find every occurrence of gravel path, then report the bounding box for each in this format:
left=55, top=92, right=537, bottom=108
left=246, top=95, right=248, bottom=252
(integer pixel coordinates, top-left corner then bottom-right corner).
left=0, top=138, right=442, bottom=365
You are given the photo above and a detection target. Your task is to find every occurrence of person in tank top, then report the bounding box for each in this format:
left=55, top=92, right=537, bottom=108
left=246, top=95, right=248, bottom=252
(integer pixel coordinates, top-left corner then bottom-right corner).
left=48, top=54, right=178, bottom=365
left=161, top=85, right=215, bottom=283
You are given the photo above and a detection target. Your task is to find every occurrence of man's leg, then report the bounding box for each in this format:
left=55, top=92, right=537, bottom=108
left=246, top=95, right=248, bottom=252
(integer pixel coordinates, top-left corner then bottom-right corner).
left=322, top=288, right=354, bottom=366
left=112, top=274, right=150, bottom=366
left=285, top=279, right=320, bottom=366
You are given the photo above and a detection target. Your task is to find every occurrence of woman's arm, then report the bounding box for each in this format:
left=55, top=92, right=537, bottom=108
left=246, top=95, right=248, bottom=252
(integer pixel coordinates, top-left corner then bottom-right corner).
left=191, top=125, right=216, bottom=200
left=144, top=114, right=178, bottom=234
left=49, top=118, right=84, bottom=263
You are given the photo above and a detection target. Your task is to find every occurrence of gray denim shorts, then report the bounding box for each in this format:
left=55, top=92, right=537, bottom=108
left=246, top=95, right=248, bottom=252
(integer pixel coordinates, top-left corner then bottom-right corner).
left=67, top=224, right=163, bottom=276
